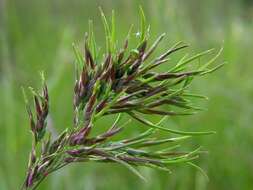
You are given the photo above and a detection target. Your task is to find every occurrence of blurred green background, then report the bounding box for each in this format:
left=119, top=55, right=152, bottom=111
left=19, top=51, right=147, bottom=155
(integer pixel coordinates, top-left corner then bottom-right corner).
left=0, top=0, right=253, bottom=189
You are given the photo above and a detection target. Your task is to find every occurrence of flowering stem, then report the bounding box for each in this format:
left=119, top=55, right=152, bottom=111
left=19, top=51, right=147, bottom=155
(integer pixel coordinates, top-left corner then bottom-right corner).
left=21, top=7, right=223, bottom=189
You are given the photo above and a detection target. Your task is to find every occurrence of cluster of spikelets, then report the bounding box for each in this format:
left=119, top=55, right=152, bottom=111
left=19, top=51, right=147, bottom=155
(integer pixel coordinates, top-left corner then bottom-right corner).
left=21, top=8, right=224, bottom=190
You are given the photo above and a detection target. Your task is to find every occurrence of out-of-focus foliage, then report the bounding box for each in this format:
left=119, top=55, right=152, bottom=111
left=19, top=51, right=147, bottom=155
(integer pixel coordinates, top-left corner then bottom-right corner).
left=0, top=0, right=252, bottom=190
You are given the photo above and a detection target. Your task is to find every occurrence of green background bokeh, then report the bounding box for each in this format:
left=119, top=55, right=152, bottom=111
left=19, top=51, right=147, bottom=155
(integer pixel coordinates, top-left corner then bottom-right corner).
left=0, top=0, right=253, bottom=189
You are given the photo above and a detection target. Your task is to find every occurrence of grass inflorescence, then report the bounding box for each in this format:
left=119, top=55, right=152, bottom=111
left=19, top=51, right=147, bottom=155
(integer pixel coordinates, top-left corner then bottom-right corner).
left=21, top=7, right=224, bottom=190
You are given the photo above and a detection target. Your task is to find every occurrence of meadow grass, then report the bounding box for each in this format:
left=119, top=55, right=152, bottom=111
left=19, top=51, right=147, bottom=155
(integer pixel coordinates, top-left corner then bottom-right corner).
left=0, top=0, right=253, bottom=189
